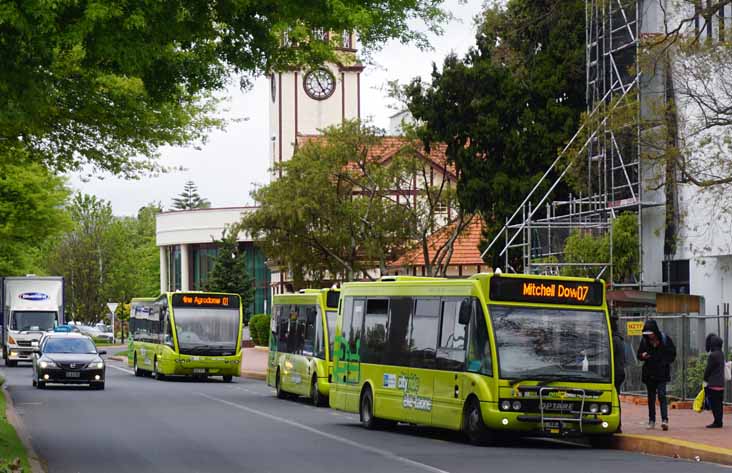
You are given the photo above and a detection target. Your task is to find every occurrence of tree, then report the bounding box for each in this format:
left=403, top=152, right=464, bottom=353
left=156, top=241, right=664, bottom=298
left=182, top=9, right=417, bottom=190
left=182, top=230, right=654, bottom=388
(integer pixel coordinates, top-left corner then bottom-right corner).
left=241, top=120, right=472, bottom=284
left=0, top=0, right=448, bottom=177
left=403, top=0, right=587, bottom=268
left=172, top=181, right=211, bottom=210
left=0, top=161, right=71, bottom=275
left=205, top=226, right=255, bottom=321
left=45, top=195, right=160, bottom=322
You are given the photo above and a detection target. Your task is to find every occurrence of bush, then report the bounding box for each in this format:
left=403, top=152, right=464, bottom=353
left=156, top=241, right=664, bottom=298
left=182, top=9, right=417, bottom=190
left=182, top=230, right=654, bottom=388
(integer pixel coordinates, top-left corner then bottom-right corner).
left=249, top=314, right=271, bottom=346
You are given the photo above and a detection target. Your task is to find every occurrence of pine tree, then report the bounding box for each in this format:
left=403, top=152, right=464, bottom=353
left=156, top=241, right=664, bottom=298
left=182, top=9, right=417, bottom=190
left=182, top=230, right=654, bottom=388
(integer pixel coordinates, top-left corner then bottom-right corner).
left=205, top=226, right=255, bottom=321
left=171, top=181, right=211, bottom=210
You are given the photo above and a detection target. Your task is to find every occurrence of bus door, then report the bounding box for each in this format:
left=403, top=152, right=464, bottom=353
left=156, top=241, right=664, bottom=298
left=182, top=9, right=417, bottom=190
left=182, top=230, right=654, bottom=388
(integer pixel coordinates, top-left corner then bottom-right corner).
left=406, top=298, right=441, bottom=426
left=432, top=298, right=469, bottom=430
left=294, top=304, right=319, bottom=396
left=340, top=298, right=364, bottom=411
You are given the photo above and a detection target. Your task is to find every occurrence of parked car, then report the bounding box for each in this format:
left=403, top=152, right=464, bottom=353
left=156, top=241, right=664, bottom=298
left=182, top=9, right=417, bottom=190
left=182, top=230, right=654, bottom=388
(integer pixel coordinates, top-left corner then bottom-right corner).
left=32, top=333, right=106, bottom=390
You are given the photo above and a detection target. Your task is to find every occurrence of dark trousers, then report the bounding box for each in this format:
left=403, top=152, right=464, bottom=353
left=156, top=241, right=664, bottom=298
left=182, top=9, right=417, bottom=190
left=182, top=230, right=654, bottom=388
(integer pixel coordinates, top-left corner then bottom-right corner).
left=646, top=382, right=668, bottom=422
left=707, top=388, right=724, bottom=426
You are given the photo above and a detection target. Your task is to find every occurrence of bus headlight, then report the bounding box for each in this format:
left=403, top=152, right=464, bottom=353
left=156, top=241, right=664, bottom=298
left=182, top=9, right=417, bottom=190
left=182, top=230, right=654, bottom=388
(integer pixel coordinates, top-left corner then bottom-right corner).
left=512, top=401, right=522, bottom=411
left=589, top=403, right=599, bottom=414
left=600, top=404, right=611, bottom=415
left=500, top=400, right=511, bottom=411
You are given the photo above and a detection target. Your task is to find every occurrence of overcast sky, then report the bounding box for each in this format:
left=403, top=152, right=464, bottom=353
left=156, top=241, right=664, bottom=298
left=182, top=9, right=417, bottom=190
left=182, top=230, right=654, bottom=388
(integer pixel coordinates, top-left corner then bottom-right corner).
left=71, top=0, right=484, bottom=216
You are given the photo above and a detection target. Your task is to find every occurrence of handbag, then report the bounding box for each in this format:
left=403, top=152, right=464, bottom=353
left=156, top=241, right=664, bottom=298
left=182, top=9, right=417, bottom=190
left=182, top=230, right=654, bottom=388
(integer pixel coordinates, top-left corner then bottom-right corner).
left=725, top=361, right=732, bottom=382
left=693, top=389, right=705, bottom=413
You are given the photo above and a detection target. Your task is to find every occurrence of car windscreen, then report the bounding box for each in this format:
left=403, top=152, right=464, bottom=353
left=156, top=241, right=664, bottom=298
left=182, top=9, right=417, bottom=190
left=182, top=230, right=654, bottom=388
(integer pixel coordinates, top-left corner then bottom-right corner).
left=11, top=311, right=56, bottom=331
left=489, top=305, right=611, bottom=383
left=44, top=338, right=97, bottom=354
left=172, top=307, right=240, bottom=349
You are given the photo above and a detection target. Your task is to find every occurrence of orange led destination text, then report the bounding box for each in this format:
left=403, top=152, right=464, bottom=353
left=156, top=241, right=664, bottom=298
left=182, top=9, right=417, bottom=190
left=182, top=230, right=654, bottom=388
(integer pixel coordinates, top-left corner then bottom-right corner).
left=521, top=282, right=590, bottom=303
left=181, top=295, right=229, bottom=306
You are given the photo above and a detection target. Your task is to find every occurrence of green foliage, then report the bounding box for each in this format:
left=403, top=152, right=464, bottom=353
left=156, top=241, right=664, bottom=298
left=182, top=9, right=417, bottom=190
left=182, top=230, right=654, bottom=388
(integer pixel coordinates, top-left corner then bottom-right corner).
left=403, top=0, right=587, bottom=269
left=561, top=212, right=639, bottom=284
left=672, top=353, right=707, bottom=400
left=0, top=390, right=31, bottom=473
left=0, top=160, right=71, bottom=275
left=249, top=314, right=271, bottom=347
left=171, top=181, right=211, bottom=210
left=205, top=226, right=255, bottom=321
left=45, top=195, right=160, bottom=323
left=0, top=0, right=447, bottom=177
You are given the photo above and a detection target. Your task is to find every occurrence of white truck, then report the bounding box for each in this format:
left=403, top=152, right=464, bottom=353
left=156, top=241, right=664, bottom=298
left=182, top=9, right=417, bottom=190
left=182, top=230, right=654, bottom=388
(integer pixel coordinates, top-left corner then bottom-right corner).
left=1, top=276, right=65, bottom=366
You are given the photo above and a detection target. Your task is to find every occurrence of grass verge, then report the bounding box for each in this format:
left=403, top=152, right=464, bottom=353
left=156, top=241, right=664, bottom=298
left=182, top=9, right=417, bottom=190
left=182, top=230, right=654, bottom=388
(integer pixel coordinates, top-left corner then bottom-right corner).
left=0, top=376, right=32, bottom=473
left=112, top=349, right=128, bottom=358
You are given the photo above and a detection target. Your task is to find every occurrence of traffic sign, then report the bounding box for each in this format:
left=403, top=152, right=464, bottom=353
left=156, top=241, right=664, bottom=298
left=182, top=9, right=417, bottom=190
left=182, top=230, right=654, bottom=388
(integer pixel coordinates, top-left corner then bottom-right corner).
left=107, top=302, right=119, bottom=344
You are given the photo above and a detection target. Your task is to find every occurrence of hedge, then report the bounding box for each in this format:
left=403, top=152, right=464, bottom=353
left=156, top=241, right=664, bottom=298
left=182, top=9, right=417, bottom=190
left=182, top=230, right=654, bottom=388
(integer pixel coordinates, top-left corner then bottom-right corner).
left=249, top=314, right=271, bottom=346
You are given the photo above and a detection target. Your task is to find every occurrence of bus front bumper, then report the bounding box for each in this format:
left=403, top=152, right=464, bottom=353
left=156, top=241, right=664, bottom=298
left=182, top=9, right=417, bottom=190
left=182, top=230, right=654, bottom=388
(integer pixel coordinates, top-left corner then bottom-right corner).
left=166, top=354, right=241, bottom=376
left=482, top=402, right=619, bottom=437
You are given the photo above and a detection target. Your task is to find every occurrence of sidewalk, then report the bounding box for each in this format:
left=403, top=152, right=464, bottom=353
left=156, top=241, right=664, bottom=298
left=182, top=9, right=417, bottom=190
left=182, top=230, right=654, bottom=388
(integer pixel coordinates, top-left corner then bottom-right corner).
left=616, top=399, right=732, bottom=465
left=240, top=346, right=268, bottom=380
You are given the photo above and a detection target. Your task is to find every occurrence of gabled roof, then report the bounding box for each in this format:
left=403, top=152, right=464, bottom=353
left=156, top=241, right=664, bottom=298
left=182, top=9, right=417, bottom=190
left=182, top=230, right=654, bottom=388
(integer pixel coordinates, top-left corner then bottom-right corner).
left=295, top=134, right=456, bottom=180
left=390, top=218, right=486, bottom=268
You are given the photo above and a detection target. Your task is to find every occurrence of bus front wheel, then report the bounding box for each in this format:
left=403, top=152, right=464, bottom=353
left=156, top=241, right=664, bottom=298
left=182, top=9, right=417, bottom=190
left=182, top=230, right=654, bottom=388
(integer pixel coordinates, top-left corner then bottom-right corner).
left=133, top=355, right=143, bottom=377
left=223, top=375, right=233, bottom=383
left=360, top=387, right=389, bottom=430
left=311, top=376, right=326, bottom=407
left=463, top=398, right=493, bottom=446
left=153, top=358, right=165, bottom=381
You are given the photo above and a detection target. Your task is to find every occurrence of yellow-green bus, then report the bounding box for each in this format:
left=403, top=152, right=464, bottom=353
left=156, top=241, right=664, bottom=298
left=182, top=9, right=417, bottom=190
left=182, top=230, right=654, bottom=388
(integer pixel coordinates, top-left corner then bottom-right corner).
left=127, top=292, right=243, bottom=382
left=329, top=274, right=618, bottom=444
left=267, top=289, right=340, bottom=406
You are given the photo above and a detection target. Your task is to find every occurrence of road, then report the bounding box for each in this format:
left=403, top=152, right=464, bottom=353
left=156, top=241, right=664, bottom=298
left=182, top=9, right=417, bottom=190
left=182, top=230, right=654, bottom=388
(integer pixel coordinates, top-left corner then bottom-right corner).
left=0, top=358, right=724, bottom=473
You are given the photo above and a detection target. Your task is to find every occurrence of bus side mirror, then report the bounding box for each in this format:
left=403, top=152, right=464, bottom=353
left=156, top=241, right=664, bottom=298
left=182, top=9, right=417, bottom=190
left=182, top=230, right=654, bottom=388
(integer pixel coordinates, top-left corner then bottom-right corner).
left=459, top=300, right=472, bottom=325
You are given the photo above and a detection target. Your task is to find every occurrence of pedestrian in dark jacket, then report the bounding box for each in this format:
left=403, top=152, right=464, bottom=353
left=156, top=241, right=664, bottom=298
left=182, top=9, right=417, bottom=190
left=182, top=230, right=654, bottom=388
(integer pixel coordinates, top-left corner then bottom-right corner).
left=637, top=319, right=676, bottom=430
left=704, top=333, right=725, bottom=428
left=610, top=317, right=626, bottom=432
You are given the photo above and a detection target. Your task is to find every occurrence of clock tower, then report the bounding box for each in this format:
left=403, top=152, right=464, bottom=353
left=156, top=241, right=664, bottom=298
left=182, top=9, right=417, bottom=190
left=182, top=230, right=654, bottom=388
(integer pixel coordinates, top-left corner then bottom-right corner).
left=268, top=32, right=363, bottom=177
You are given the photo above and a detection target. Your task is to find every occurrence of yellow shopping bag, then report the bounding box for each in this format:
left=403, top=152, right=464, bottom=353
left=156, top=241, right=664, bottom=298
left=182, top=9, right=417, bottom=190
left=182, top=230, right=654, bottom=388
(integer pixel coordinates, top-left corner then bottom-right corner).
left=693, top=389, right=705, bottom=413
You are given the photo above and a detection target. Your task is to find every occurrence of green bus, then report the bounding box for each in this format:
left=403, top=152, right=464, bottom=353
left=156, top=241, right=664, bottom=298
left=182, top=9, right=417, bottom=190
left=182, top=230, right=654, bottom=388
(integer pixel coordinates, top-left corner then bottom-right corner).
left=267, top=289, right=340, bottom=406
left=127, top=292, right=243, bottom=382
left=329, top=274, right=618, bottom=444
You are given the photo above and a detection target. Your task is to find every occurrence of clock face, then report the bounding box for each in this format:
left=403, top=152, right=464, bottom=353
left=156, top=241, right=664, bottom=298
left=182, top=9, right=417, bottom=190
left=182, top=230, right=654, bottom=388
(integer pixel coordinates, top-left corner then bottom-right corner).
left=304, top=68, right=336, bottom=100
left=270, top=74, right=277, bottom=102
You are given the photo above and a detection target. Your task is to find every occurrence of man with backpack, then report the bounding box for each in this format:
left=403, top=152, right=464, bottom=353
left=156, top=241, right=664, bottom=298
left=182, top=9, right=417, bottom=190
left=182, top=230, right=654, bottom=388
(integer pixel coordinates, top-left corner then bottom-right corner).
left=637, top=319, right=677, bottom=430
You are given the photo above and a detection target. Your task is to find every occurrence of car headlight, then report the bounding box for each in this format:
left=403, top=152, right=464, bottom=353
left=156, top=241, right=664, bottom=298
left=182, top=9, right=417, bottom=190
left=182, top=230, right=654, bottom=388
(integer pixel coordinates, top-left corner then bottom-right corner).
left=39, top=360, right=57, bottom=369
left=88, top=361, right=104, bottom=369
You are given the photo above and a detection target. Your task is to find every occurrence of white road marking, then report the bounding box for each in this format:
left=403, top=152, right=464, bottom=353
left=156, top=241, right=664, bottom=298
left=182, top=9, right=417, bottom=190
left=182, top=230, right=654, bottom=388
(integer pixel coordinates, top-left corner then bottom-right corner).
left=196, top=392, right=451, bottom=473
left=108, top=364, right=135, bottom=375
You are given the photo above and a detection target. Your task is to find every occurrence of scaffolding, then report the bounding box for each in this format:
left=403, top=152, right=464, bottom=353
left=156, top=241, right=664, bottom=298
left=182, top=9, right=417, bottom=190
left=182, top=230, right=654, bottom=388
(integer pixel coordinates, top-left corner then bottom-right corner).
left=483, top=0, right=652, bottom=288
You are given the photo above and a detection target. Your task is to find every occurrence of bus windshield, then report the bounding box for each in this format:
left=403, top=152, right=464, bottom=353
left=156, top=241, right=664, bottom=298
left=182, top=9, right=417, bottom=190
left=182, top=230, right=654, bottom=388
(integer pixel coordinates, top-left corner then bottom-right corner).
left=489, top=305, right=611, bottom=383
left=11, top=311, right=56, bottom=331
left=173, top=308, right=239, bottom=350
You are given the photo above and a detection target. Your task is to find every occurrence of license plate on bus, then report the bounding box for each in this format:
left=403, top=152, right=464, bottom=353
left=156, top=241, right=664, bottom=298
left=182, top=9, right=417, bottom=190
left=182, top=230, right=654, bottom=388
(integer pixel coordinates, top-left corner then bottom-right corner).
left=65, top=372, right=80, bottom=378
left=193, top=368, right=206, bottom=374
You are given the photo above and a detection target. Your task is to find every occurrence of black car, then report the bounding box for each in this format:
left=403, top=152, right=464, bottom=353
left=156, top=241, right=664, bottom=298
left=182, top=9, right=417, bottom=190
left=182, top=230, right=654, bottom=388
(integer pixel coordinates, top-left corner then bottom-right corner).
left=32, top=333, right=106, bottom=390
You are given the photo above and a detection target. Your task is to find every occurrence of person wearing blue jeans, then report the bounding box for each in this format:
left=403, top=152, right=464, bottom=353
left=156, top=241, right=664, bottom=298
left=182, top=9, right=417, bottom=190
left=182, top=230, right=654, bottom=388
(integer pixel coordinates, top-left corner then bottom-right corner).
left=637, top=319, right=676, bottom=430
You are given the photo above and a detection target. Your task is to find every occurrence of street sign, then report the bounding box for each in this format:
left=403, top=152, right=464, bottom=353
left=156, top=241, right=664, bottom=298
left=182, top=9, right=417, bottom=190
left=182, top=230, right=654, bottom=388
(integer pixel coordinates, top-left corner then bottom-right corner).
left=626, top=321, right=644, bottom=336
left=107, top=302, right=119, bottom=344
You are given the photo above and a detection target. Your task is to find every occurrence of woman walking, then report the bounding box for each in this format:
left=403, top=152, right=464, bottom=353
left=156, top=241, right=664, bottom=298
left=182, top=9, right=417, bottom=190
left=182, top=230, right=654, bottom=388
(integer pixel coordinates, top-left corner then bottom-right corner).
left=704, top=334, right=725, bottom=428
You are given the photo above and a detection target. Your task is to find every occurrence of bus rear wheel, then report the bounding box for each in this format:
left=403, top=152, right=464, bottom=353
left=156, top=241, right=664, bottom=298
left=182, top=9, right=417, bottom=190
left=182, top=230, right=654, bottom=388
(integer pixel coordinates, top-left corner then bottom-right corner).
left=275, top=370, right=287, bottom=399
left=311, top=376, right=326, bottom=407
left=463, top=398, right=493, bottom=446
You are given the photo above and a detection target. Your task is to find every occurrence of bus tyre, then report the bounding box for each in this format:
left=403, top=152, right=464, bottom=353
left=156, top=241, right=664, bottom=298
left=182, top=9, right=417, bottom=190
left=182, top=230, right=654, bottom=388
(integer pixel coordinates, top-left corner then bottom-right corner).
left=153, top=358, right=165, bottom=381
left=223, top=375, right=233, bottom=383
left=464, top=398, right=492, bottom=446
left=275, top=370, right=287, bottom=399
left=360, top=387, right=385, bottom=430
left=311, top=376, right=326, bottom=407
left=133, top=355, right=143, bottom=377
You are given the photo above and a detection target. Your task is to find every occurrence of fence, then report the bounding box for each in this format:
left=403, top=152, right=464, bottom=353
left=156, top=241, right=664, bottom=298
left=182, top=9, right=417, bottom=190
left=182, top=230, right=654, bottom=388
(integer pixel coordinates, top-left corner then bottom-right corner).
left=616, top=311, right=732, bottom=402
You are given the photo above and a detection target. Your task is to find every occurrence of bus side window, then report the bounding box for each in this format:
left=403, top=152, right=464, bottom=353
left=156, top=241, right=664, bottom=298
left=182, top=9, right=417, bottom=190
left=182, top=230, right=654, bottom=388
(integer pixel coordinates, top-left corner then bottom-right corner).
left=164, top=311, right=174, bottom=347
left=410, top=299, right=439, bottom=369
left=437, top=299, right=467, bottom=371
left=363, top=299, right=388, bottom=364
left=349, top=300, right=364, bottom=360
left=302, top=305, right=317, bottom=356
left=277, top=305, right=289, bottom=353
left=385, top=297, right=412, bottom=367
left=466, top=300, right=492, bottom=376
